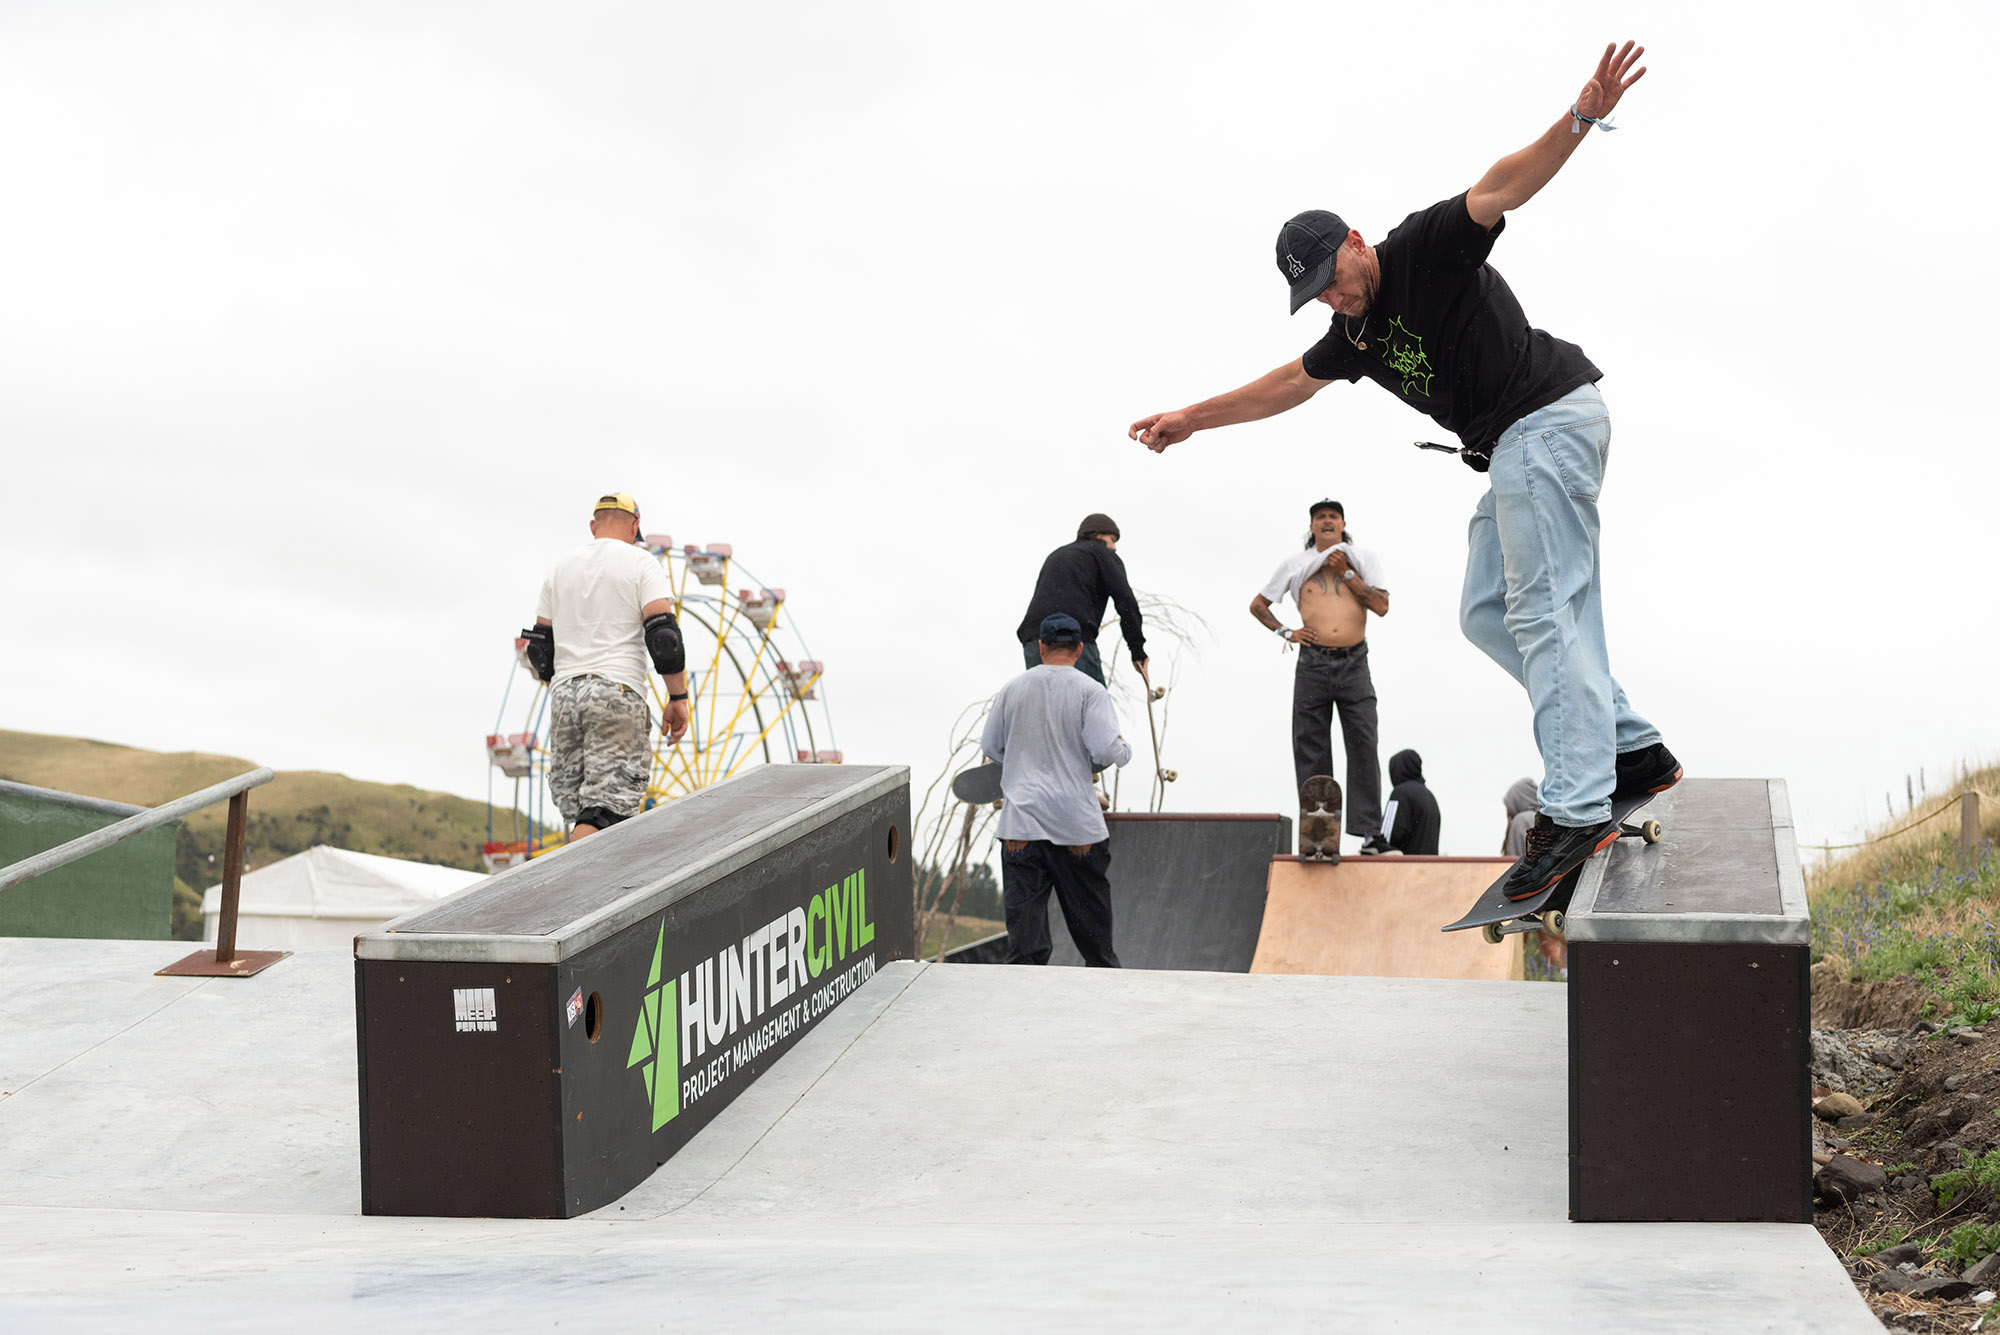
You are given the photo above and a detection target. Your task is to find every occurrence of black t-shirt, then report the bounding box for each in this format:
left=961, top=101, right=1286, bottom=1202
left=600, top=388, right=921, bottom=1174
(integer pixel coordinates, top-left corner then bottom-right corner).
left=1015, top=539, right=1147, bottom=660
left=1300, top=193, right=1600, bottom=468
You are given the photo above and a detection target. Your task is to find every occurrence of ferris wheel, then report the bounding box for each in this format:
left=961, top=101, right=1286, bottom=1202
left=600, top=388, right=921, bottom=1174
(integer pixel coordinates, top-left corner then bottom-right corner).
left=482, top=533, right=839, bottom=871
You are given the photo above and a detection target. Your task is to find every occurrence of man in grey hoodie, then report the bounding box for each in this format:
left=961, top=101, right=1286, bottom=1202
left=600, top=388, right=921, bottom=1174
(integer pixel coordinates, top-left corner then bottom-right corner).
left=1502, top=778, right=1541, bottom=856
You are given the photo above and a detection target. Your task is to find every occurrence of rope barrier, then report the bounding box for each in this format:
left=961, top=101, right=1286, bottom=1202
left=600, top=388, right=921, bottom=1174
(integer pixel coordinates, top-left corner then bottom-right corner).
left=1802, top=789, right=2000, bottom=853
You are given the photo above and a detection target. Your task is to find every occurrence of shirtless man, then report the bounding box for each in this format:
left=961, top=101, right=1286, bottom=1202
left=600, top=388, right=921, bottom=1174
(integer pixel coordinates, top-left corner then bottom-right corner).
left=1250, top=499, right=1392, bottom=854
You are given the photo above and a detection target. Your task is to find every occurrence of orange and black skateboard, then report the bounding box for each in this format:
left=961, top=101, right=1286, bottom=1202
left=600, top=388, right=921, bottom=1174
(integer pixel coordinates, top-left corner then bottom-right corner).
left=1441, top=789, right=1665, bottom=942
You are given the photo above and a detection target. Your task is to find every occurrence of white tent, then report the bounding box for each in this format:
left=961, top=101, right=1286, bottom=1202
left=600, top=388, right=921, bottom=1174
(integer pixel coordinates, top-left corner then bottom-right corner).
left=201, top=845, right=484, bottom=949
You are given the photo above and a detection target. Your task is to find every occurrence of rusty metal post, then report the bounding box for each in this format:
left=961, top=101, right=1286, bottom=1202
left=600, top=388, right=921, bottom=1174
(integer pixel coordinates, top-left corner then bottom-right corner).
left=1965, top=792, right=1983, bottom=853
left=214, top=791, right=248, bottom=965
left=157, top=786, right=287, bottom=978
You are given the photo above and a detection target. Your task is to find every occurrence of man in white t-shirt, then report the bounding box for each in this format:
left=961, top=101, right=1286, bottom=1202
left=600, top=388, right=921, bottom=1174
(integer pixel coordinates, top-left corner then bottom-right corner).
left=521, top=493, right=690, bottom=841
left=1248, top=498, right=1393, bottom=854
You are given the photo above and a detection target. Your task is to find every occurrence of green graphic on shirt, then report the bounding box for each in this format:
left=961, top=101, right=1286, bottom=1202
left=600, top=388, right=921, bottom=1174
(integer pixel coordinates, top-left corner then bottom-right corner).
left=1378, top=316, right=1434, bottom=399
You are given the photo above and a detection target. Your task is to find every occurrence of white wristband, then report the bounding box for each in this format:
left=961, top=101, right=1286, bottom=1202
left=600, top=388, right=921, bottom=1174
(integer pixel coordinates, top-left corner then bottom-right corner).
left=1275, top=626, right=1291, bottom=640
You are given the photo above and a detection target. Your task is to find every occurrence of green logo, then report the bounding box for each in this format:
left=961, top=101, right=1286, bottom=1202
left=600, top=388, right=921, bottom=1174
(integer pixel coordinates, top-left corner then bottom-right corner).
left=1377, top=316, right=1435, bottom=399
left=626, top=921, right=679, bottom=1133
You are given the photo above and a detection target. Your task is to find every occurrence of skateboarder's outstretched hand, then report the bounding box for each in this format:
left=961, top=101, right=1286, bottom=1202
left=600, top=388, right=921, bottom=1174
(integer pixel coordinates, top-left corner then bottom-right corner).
left=1129, top=410, right=1194, bottom=451
left=1575, top=40, right=1647, bottom=122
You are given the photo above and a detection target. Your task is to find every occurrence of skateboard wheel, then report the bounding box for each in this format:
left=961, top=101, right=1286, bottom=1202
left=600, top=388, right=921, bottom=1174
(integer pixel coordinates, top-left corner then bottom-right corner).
left=1542, top=909, right=1565, bottom=937
left=1480, top=922, right=1504, bottom=946
left=1641, top=819, right=1661, bottom=844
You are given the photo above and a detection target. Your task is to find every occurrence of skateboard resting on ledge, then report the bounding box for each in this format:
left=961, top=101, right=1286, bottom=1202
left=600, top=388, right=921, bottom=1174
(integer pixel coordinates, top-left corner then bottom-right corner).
left=1298, top=775, right=1342, bottom=863
left=1441, top=788, right=1664, bottom=942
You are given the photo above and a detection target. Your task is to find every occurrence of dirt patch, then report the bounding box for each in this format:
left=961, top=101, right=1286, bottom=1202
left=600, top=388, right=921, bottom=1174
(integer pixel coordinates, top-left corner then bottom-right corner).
left=1814, top=961, right=1932, bottom=1031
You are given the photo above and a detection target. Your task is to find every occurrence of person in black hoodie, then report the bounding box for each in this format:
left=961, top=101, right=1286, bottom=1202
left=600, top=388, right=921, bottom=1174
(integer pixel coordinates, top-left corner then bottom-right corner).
left=1014, top=514, right=1149, bottom=687
left=1379, top=749, right=1441, bottom=855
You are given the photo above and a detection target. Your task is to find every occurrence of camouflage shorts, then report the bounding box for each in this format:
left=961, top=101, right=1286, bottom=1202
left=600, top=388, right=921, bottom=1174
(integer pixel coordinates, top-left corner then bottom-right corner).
left=547, top=676, right=653, bottom=824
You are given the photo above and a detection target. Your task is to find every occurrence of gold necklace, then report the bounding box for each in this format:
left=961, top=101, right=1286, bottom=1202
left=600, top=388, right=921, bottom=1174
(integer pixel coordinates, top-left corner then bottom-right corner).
left=1344, top=315, right=1367, bottom=352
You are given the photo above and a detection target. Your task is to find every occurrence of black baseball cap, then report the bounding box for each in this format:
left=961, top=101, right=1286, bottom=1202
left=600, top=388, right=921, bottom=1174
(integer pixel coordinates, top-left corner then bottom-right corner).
left=1309, top=498, right=1344, bottom=518
left=1275, top=210, right=1350, bottom=314
left=1038, top=613, right=1083, bottom=645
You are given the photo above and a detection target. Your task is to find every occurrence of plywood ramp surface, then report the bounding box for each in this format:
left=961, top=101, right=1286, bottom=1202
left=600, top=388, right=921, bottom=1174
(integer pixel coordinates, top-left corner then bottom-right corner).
left=1251, top=857, right=1525, bottom=981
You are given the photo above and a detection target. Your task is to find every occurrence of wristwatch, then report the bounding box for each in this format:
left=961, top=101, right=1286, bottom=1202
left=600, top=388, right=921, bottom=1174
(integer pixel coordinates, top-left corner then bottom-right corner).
left=1342, top=569, right=1357, bottom=581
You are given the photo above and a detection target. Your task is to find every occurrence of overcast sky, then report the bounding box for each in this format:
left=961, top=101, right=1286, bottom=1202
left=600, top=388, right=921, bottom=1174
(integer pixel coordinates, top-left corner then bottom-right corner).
left=3, top=1, right=1993, bottom=864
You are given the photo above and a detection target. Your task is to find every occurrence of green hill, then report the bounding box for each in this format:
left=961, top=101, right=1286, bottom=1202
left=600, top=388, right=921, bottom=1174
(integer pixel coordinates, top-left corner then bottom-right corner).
left=0, top=729, right=511, bottom=939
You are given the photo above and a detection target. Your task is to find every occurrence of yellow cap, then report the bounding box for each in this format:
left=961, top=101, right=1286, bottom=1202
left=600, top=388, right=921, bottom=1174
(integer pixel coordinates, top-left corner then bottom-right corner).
left=593, top=492, right=640, bottom=518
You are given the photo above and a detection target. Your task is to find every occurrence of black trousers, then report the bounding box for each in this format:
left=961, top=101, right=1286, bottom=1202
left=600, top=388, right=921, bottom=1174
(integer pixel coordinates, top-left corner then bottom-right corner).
left=1001, top=838, right=1119, bottom=967
left=1291, top=641, right=1382, bottom=837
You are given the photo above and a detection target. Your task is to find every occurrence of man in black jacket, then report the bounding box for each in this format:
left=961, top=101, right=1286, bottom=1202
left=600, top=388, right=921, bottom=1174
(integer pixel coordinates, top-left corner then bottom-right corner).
left=1379, top=749, right=1441, bottom=855
left=1014, top=514, right=1149, bottom=687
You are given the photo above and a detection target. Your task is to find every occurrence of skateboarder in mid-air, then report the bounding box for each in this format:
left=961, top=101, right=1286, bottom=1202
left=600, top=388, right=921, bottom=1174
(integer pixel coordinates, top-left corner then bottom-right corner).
left=980, top=614, right=1133, bottom=966
left=1131, top=41, right=1678, bottom=901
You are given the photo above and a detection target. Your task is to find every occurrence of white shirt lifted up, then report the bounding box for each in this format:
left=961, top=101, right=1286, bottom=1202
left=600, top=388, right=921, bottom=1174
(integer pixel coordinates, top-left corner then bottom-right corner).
left=980, top=665, right=1132, bottom=846
left=1259, top=541, right=1388, bottom=610
left=536, top=538, right=674, bottom=695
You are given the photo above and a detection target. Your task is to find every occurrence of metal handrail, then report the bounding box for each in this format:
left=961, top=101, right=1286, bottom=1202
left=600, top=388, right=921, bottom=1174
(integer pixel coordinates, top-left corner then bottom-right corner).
left=0, top=768, right=274, bottom=894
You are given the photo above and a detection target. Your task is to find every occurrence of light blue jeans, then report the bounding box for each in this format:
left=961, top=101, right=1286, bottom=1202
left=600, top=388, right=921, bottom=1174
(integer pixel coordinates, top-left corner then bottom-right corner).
left=1458, top=384, right=1659, bottom=827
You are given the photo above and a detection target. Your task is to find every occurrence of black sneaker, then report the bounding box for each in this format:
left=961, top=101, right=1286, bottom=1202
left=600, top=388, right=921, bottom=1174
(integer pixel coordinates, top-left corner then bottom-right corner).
left=1359, top=835, right=1393, bottom=855
left=1501, top=814, right=1620, bottom=901
left=1613, top=743, right=1682, bottom=802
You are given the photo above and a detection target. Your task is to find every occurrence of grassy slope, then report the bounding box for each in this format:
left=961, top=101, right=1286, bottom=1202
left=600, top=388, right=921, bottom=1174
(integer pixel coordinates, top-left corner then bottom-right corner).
left=0, top=729, right=506, bottom=939
left=1810, top=762, right=2000, bottom=1017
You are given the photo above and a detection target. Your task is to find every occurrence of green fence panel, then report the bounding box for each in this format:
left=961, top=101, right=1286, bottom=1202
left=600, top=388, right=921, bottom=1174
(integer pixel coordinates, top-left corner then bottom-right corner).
left=0, top=780, right=176, bottom=939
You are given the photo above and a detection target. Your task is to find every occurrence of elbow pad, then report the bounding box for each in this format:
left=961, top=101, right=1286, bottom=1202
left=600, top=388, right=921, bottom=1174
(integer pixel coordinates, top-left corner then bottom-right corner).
left=520, top=624, right=554, bottom=683
left=643, top=611, right=685, bottom=675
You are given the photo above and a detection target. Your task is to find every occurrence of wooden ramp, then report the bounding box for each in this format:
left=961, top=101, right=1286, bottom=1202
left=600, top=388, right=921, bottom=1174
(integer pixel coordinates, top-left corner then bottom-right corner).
left=1251, top=856, right=1525, bottom=981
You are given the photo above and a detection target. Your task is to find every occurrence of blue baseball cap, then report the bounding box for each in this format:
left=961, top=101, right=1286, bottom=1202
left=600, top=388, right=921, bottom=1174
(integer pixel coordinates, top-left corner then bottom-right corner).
left=1037, top=613, right=1082, bottom=645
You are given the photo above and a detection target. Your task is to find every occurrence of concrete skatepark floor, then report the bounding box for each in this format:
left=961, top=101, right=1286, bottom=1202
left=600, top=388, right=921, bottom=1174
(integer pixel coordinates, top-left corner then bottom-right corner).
left=0, top=938, right=1876, bottom=1331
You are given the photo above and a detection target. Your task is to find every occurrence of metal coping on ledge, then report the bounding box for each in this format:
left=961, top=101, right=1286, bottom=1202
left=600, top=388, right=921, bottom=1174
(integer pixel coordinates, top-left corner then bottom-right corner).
left=353, top=764, right=908, bottom=965
left=1567, top=778, right=1809, bottom=945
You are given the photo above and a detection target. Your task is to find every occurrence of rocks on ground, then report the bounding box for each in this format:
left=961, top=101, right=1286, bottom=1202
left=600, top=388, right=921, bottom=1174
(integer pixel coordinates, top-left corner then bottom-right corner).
left=1812, top=1021, right=2000, bottom=1331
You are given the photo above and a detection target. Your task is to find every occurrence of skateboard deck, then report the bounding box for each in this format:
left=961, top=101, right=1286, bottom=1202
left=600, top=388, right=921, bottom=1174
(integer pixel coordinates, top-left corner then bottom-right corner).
left=951, top=762, right=1003, bottom=805
left=1441, top=788, right=1665, bottom=939
left=950, top=759, right=1109, bottom=807
left=1298, top=775, right=1342, bottom=863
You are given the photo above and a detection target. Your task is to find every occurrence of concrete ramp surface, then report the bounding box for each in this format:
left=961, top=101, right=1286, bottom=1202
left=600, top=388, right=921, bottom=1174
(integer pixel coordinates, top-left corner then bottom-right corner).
left=0, top=937, right=1876, bottom=1332
left=1253, top=855, right=1525, bottom=980
left=1047, top=813, right=1288, bottom=970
